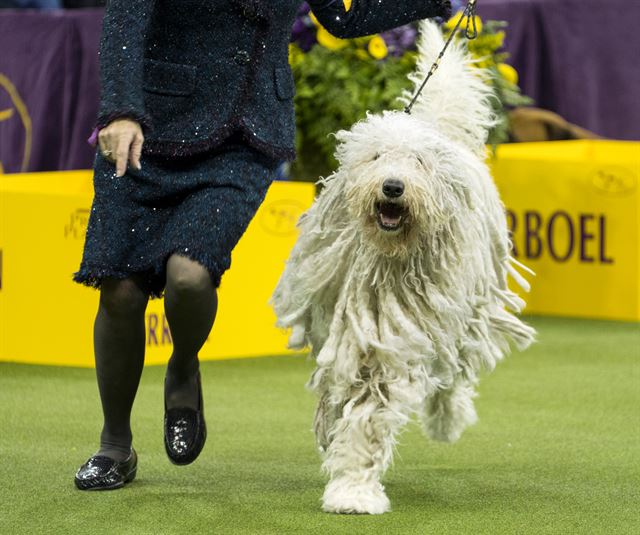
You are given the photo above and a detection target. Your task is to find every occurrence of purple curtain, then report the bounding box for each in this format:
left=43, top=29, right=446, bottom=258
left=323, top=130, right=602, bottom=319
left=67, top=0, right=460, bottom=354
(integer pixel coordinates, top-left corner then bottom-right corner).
left=0, top=9, right=102, bottom=173
left=477, top=0, right=640, bottom=140
left=0, top=2, right=638, bottom=174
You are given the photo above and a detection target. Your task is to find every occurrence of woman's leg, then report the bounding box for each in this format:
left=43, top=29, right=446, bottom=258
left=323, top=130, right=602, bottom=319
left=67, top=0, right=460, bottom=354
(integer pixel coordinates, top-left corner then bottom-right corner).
left=94, top=275, right=150, bottom=461
left=163, top=254, right=218, bottom=409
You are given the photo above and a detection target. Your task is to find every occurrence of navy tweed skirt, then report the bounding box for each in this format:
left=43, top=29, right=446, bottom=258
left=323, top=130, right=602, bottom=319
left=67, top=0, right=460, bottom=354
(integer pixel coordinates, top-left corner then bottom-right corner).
left=73, top=133, right=281, bottom=298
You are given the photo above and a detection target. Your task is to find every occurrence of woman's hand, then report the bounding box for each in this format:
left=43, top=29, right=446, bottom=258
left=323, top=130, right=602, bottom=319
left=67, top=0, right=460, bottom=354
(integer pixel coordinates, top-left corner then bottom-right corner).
left=98, top=119, right=144, bottom=177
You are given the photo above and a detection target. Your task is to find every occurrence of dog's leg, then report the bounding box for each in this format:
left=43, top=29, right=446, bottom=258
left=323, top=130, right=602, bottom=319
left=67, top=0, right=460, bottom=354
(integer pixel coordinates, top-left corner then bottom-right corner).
left=421, top=379, right=478, bottom=443
left=320, top=378, right=416, bottom=515
left=320, top=393, right=393, bottom=514
left=313, top=390, right=342, bottom=454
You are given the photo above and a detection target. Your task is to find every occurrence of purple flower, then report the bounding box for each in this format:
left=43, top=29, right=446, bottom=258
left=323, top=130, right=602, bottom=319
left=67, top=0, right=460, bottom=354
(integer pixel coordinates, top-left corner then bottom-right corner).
left=291, top=2, right=317, bottom=51
left=381, top=25, right=418, bottom=57
left=451, top=0, right=466, bottom=13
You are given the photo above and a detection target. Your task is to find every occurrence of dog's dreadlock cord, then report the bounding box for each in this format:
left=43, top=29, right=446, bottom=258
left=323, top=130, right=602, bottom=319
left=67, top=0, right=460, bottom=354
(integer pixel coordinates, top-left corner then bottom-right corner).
left=404, top=0, right=479, bottom=115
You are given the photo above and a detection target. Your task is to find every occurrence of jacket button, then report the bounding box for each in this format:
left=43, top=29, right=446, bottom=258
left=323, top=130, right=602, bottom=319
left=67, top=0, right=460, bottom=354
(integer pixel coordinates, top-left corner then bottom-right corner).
left=241, top=6, right=259, bottom=21
left=234, top=50, right=251, bottom=65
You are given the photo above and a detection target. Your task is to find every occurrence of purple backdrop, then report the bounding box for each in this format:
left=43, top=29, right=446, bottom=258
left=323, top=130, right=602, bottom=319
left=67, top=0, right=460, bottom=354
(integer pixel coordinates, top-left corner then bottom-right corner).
left=477, top=0, right=640, bottom=141
left=0, top=2, right=638, bottom=174
left=0, top=8, right=102, bottom=174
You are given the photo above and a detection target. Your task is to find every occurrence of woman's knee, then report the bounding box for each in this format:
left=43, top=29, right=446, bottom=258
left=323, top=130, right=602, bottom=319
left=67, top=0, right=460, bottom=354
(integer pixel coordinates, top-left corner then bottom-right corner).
left=99, top=277, right=149, bottom=316
left=166, top=254, right=213, bottom=296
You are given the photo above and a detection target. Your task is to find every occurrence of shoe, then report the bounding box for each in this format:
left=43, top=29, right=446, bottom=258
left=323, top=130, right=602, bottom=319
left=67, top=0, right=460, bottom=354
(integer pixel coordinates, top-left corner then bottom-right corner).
left=74, top=449, right=137, bottom=491
left=164, top=371, right=207, bottom=465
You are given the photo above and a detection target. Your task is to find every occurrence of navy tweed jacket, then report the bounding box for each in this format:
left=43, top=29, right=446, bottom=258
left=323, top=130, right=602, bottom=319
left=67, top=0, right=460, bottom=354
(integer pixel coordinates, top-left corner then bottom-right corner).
left=97, top=0, right=451, bottom=161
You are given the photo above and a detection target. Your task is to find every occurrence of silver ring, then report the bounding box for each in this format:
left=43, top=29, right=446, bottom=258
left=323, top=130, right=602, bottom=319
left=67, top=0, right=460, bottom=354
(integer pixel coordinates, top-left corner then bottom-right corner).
left=102, top=149, right=113, bottom=156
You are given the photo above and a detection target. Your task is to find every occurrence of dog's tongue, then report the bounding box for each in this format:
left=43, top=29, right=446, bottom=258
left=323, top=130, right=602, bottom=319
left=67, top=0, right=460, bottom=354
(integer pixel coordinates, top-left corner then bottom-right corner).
left=380, top=212, right=401, bottom=227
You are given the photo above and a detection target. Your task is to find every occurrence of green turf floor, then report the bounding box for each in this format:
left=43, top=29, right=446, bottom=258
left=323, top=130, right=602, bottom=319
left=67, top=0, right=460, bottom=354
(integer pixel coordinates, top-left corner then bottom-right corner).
left=1, top=317, right=638, bottom=534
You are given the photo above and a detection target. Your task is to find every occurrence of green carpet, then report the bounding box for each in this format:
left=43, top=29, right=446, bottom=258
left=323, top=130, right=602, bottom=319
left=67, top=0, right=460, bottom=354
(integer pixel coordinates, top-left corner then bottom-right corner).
left=1, top=317, right=638, bottom=534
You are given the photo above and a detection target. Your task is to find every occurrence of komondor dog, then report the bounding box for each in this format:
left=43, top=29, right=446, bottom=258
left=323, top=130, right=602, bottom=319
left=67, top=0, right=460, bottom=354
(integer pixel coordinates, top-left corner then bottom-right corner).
left=271, top=20, right=536, bottom=515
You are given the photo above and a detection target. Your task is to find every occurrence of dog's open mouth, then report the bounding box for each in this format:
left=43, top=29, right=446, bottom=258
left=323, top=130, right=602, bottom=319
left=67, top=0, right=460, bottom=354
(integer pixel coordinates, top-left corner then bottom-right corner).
left=376, top=202, right=406, bottom=231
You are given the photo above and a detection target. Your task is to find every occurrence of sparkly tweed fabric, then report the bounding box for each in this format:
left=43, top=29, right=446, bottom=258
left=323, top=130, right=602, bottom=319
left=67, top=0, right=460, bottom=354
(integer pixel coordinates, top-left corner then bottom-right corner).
left=73, top=134, right=281, bottom=298
left=76, top=0, right=451, bottom=295
left=97, top=0, right=451, bottom=161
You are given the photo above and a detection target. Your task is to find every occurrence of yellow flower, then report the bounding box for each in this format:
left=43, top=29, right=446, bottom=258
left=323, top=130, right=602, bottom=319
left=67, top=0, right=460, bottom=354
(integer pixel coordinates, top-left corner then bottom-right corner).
left=343, top=0, right=352, bottom=10
left=444, top=10, right=483, bottom=35
left=317, top=26, right=348, bottom=50
left=367, top=35, right=388, bottom=60
left=498, top=62, right=519, bottom=85
left=288, top=43, right=304, bottom=68
left=476, top=32, right=505, bottom=53
left=470, top=16, right=483, bottom=35
left=355, top=49, right=369, bottom=61
left=444, top=10, right=463, bottom=30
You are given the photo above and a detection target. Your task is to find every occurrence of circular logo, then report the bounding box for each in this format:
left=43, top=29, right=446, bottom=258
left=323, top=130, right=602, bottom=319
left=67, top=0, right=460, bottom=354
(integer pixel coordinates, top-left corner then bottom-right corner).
left=260, top=199, right=307, bottom=237
left=591, top=166, right=637, bottom=196
left=0, top=73, right=32, bottom=173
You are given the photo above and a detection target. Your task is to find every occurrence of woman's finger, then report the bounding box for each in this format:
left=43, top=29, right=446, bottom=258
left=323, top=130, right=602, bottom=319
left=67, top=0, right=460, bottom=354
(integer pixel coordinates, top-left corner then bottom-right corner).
left=98, top=131, right=114, bottom=162
left=130, top=132, right=144, bottom=170
left=115, top=132, right=134, bottom=177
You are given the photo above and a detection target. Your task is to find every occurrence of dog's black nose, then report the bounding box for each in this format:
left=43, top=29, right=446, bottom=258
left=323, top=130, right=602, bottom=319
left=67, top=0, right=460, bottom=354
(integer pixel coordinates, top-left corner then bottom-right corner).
left=382, top=179, right=404, bottom=198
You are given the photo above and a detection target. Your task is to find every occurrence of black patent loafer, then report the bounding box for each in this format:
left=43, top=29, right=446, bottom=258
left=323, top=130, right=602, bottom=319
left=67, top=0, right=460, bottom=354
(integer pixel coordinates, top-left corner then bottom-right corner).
left=74, top=449, right=137, bottom=491
left=164, top=372, right=207, bottom=465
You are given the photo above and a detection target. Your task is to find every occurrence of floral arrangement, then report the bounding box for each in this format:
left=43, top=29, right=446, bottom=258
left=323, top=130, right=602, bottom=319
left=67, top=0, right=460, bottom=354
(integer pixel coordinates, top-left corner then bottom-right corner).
left=288, top=0, right=531, bottom=181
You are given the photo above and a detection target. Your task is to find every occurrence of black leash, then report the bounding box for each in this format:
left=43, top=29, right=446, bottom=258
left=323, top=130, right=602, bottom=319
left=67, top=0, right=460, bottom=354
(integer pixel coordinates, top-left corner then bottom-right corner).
left=404, top=0, right=479, bottom=115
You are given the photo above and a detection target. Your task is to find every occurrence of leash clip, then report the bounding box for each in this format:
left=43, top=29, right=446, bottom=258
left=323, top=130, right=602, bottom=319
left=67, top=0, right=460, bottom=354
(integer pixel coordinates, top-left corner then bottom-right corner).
left=464, top=0, right=479, bottom=40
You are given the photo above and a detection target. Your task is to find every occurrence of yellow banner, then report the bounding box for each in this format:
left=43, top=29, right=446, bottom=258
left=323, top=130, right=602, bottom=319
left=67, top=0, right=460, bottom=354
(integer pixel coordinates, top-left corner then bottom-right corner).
left=491, top=140, right=639, bottom=321
left=1, top=140, right=638, bottom=368
left=0, top=171, right=315, bottom=367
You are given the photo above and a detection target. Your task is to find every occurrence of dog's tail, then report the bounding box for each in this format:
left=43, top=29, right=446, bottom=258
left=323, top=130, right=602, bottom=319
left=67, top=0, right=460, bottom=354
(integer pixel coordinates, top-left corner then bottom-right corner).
left=400, top=20, right=497, bottom=156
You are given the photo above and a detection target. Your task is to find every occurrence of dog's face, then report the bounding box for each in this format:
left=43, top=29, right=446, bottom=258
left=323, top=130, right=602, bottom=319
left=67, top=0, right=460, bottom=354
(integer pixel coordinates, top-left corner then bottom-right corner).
left=333, top=111, right=474, bottom=257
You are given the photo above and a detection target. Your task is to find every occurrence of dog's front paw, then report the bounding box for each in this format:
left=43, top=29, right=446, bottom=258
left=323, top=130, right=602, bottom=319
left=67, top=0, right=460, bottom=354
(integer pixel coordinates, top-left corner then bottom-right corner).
left=321, top=477, right=391, bottom=515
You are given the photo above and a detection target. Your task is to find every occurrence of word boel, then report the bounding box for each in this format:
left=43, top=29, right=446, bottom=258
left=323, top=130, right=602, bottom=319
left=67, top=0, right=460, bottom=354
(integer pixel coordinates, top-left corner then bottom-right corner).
left=507, top=210, right=614, bottom=264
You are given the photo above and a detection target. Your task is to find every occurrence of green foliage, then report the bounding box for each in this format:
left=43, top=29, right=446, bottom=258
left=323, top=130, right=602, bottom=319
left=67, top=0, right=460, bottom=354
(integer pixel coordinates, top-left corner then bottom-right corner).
left=291, top=47, right=417, bottom=181
left=291, top=19, right=532, bottom=180
left=487, top=64, right=533, bottom=147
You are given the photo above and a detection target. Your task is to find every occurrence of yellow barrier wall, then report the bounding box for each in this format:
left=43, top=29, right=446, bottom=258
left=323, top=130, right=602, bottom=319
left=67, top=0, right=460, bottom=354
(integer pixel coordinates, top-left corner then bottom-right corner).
left=1, top=141, right=638, bottom=368
left=491, top=141, right=639, bottom=321
left=0, top=171, right=315, bottom=367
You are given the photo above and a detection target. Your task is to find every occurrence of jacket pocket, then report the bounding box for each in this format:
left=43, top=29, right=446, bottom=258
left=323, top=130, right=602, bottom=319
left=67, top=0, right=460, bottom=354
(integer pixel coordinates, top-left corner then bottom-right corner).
left=274, top=66, right=295, bottom=100
left=143, top=59, right=197, bottom=96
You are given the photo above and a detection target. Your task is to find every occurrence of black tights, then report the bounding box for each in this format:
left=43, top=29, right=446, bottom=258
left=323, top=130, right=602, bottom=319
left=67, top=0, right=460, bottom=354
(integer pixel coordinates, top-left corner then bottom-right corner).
left=93, top=254, right=217, bottom=461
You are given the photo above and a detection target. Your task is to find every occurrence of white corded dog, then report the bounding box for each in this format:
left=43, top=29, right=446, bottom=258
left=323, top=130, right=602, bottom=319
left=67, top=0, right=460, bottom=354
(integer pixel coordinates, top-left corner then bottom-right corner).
left=272, top=20, right=536, bottom=515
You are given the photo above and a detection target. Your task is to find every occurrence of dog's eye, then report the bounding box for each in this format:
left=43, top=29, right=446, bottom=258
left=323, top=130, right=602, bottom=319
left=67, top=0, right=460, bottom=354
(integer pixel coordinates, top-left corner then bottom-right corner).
left=372, top=153, right=381, bottom=161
